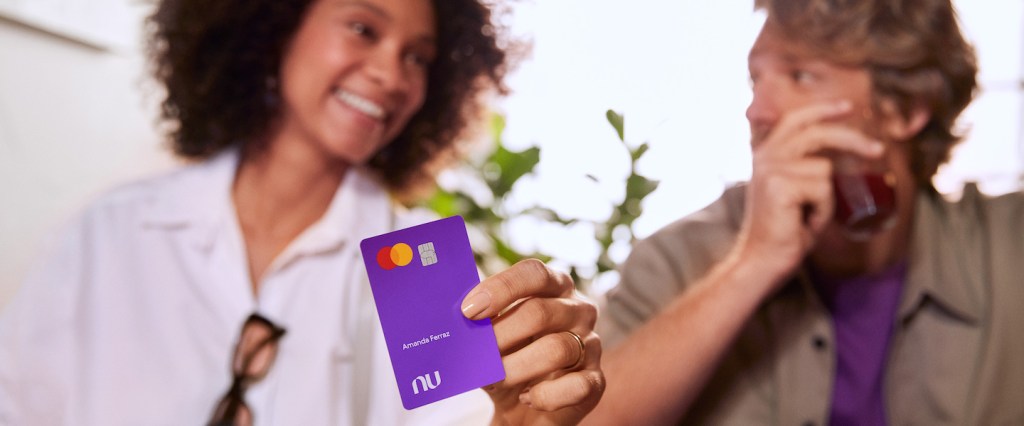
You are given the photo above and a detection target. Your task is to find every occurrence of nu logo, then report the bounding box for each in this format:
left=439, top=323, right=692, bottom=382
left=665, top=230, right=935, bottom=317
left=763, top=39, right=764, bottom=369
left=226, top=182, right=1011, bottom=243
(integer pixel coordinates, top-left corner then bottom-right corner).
left=412, top=371, right=442, bottom=395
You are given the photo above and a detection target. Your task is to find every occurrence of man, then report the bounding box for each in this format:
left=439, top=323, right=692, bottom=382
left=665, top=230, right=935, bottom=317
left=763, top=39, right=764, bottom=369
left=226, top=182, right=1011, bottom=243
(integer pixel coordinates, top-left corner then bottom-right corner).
left=587, top=0, right=1024, bottom=424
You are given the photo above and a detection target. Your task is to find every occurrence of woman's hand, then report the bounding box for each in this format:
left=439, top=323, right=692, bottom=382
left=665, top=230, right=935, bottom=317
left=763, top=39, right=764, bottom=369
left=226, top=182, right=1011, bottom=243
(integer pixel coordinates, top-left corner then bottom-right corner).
left=462, top=259, right=605, bottom=426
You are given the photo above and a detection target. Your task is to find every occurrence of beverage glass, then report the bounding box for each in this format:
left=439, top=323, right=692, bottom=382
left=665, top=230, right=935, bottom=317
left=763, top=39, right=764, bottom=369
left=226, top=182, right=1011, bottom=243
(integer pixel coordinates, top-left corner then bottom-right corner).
left=831, top=153, right=898, bottom=240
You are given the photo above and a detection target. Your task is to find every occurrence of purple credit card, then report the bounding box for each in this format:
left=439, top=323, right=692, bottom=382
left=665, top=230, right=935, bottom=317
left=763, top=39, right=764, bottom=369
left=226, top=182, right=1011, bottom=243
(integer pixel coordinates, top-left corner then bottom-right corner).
left=359, top=215, right=505, bottom=410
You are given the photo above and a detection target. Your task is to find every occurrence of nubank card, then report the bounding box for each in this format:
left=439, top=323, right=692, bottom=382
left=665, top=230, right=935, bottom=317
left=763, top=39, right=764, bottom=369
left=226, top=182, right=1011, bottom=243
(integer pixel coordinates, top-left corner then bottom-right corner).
left=359, top=215, right=505, bottom=410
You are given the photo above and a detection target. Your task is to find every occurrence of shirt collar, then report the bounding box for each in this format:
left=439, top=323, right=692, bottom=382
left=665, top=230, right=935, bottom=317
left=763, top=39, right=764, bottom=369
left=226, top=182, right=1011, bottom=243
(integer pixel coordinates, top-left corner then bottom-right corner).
left=139, top=147, right=395, bottom=254
left=282, top=165, right=393, bottom=258
left=899, top=184, right=985, bottom=324
left=140, top=147, right=239, bottom=249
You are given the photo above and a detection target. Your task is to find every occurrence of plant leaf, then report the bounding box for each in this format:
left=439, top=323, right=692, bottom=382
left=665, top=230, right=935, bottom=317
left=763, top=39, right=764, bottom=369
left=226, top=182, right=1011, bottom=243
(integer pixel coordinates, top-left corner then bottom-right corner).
left=490, top=113, right=507, bottom=142
left=631, top=143, right=650, bottom=162
left=606, top=109, right=625, bottom=141
left=487, top=145, right=540, bottom=197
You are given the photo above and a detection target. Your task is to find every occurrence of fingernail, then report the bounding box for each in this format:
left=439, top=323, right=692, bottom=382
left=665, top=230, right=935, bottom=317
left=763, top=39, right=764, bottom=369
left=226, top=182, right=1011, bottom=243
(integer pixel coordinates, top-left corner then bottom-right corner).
left=834, top=100, right=852, bottom=111
left=461, top=291, right=491, bottom=319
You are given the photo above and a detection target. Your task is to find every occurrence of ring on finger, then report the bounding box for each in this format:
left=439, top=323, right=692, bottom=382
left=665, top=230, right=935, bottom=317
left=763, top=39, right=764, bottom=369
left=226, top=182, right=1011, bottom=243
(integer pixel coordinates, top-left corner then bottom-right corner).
left=565, top=331, right=585, bottom=370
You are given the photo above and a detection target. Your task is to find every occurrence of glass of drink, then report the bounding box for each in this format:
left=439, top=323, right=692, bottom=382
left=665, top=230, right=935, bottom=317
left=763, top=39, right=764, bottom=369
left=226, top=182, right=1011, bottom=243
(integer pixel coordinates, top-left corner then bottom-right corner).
left=832, top=153, right=898, bottom=240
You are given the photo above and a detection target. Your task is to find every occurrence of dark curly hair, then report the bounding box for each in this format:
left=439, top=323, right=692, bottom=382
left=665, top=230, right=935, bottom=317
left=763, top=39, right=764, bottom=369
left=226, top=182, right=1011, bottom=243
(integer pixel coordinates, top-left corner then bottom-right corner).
left=754, top=0, right=978, bottom=189
left=147, top=0, right=509, bottom=193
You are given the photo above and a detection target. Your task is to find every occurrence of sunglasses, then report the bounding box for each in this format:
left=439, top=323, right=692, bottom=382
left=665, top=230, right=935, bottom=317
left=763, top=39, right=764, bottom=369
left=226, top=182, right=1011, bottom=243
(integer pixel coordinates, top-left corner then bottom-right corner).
left=208, top=313, right=287, bottom=426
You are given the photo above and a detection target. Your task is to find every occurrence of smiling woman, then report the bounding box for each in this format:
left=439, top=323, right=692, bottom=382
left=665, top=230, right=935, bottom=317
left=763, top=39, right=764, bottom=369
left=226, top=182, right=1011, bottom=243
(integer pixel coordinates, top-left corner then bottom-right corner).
left=0, top=0, right=606, bottom=424
left=274, top=0, right=438, bottom=166
left=149, top=0, right=507, bottom=196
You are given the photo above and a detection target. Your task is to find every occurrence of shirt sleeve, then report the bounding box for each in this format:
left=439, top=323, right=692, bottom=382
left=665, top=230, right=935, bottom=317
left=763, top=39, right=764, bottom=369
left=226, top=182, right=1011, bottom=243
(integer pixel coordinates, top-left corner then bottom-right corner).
left=597, top=186, right=745, bottom=349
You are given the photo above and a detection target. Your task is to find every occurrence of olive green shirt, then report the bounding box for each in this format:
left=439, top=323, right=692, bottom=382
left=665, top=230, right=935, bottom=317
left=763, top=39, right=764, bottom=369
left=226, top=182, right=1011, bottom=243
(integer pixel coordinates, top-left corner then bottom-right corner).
left=599, top=183, right=1024, bottom=425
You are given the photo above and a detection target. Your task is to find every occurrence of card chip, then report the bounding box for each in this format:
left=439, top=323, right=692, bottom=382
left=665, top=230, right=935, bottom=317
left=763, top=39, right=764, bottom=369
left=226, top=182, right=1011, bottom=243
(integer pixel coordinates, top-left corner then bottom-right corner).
left=419, top=242, right=438, bottom=266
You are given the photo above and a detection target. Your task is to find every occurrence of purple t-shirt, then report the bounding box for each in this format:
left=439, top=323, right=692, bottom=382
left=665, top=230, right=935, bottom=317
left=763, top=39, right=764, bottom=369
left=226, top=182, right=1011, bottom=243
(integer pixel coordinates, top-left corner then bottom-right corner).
left=813, top=261, right=907, bottom=426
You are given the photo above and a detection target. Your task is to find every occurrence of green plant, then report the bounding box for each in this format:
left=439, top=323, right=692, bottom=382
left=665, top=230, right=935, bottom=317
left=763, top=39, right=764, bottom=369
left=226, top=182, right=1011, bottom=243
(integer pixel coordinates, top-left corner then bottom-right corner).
left=590, top=110, right=660, bottom=279
left=423, top=110, right=659, bottom=291
left=424, top=113, right=549, bottom=276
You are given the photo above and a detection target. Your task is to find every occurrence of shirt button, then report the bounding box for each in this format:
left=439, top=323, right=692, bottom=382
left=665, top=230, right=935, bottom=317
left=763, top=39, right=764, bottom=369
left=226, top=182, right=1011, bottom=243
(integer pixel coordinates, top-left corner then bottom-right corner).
left=812, top=335, right=827, bottom=351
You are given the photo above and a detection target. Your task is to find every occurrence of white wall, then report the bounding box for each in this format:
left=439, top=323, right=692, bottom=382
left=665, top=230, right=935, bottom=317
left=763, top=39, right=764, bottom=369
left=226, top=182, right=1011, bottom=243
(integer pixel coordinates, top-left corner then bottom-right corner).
left=0, top=10, right=175, bottom=309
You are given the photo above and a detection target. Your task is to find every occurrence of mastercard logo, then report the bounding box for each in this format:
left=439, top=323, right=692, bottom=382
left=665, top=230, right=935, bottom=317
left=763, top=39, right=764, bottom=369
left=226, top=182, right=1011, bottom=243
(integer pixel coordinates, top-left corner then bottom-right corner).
left=377, top=243, right=414, bottom=270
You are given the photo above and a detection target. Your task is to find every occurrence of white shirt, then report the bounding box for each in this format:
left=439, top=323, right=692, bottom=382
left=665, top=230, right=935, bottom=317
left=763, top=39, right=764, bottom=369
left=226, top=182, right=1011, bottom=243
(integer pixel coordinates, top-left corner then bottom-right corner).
left=0, top=149, right=491, bottom=425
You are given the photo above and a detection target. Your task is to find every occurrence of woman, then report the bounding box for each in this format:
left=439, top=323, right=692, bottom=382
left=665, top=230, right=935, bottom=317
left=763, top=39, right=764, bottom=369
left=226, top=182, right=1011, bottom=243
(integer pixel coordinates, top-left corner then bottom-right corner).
left=0, top=0, right=604, bottom=424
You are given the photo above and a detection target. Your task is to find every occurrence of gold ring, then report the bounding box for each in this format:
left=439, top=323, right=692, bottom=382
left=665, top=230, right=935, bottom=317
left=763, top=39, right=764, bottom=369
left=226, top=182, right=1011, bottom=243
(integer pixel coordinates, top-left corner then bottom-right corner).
left=565, top=331, right=586, bottom=370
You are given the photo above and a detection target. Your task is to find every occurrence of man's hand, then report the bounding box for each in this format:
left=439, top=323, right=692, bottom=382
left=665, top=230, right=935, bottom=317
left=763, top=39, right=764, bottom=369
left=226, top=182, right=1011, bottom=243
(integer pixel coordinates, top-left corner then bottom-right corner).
left=739, top=100, right=884, bottom=287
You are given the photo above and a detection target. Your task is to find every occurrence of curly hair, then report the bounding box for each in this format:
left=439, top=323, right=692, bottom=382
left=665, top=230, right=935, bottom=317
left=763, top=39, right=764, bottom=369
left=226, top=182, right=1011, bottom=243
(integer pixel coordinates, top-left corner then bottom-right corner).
left=147, top=0, right=509, bottom=193
left=754, top=0, right=978, bottom=188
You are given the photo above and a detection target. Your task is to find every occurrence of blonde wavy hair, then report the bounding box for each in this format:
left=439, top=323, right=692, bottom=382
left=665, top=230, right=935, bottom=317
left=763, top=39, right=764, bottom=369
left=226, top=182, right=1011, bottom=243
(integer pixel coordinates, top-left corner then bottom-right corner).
left=755, top=0, right=978, bottom=188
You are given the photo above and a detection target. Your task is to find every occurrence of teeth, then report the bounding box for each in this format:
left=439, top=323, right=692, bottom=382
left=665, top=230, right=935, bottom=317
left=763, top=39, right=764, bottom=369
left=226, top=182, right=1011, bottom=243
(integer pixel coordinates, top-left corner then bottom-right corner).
left=335, top=90, right=386, bottom=119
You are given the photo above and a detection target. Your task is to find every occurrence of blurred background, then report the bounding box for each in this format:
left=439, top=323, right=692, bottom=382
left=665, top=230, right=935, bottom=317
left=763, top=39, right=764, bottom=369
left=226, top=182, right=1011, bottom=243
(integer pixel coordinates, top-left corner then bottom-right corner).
left=1, top=0, right=1021, bottom=308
